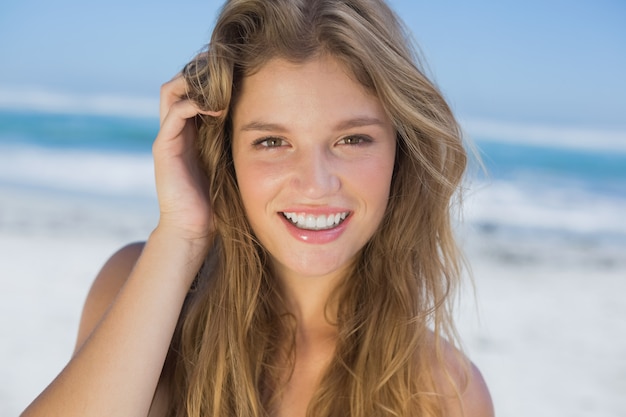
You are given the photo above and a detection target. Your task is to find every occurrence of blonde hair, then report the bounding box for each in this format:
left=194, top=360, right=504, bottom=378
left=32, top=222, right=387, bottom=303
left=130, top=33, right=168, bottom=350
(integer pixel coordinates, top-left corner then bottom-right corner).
left=162, top=0, right=468, bottom=415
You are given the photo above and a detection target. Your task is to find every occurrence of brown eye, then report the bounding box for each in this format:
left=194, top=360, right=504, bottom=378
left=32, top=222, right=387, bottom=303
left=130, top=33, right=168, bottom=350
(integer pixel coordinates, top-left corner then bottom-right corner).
left=254, top=137, right=286, bottom=148
left=339, top=135, right=371, bottom=145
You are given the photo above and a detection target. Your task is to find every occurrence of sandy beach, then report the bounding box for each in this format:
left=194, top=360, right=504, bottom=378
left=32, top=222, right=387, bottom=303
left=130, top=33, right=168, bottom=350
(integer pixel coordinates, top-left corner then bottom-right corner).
left=2, top=184, right=625, bottom=417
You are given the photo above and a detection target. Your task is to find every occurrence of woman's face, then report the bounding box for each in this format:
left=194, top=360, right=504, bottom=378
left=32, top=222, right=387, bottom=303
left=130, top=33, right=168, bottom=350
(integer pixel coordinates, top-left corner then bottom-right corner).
left=232, top=55, right=396, bottom=282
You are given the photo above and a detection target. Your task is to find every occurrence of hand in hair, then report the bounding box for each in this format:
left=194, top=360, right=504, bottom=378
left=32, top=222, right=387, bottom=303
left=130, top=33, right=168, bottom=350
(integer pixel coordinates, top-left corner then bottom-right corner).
left=154, top=74, right=223, bottom=247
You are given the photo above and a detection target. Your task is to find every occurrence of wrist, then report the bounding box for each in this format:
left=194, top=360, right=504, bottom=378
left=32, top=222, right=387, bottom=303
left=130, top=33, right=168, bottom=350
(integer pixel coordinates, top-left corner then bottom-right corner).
left=145, top=225, right=214, bottom=286
left=153, top=220, right=214, bottom=251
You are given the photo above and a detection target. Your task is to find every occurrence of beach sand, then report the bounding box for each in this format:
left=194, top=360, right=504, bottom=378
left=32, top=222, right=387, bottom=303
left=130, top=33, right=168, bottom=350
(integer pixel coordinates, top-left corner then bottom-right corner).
left=460, top=236, right=626, bottom=416
left=2, top=185, right=625, bottom=417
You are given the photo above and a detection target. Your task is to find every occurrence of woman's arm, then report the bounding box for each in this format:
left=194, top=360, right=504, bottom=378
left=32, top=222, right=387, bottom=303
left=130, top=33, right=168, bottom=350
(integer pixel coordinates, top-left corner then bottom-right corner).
left=21, top=232, right=205, bottom=417
left=21, top=76, right=222, bottom=417
left=73, top=242, right=145, bottom=356
left=75, top=242, right=172, bottom=416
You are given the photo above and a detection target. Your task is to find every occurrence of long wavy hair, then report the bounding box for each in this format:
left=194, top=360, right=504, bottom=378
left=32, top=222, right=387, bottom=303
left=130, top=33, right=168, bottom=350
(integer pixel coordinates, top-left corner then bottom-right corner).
left=159, top=0, right=469, bottom=416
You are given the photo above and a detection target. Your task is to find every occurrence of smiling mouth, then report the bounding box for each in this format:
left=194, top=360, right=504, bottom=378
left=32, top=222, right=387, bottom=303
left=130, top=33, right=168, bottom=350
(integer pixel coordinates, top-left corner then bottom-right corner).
left=281, top=211, right=350, bottom=231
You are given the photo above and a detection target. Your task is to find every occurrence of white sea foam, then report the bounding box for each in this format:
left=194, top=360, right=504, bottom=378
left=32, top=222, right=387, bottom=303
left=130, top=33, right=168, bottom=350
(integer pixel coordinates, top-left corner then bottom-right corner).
left=464, top=178, right=626, bottom=239
left=462, top=118, right=626, bottom=153
left=0, top=86, right=159, bottom=118
left=0, top=144, right=155, bottom=198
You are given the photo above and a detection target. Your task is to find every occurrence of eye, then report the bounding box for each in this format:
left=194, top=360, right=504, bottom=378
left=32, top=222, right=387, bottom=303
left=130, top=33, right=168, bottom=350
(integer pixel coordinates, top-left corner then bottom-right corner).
left=253, top=136, right=287, bottom=148
left=338, top=135, right=372, bottom=146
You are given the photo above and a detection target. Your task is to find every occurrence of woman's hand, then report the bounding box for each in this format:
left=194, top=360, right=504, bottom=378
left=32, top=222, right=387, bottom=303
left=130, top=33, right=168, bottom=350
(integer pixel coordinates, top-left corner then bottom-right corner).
left=153, top=75, right=222, bottom=246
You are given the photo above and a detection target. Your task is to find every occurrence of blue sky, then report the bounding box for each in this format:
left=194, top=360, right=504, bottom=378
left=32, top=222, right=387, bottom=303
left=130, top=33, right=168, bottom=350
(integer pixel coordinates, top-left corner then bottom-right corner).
left=1, top=0, right=625, bottom=133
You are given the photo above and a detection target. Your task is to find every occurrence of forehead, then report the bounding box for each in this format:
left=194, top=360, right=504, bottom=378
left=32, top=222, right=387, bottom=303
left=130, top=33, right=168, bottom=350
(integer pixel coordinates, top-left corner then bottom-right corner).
left=232, top=56, right=389, bottom=129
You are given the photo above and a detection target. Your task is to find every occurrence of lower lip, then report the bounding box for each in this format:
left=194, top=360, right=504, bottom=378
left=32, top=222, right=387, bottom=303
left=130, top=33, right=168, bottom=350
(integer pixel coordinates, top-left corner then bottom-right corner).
left=280, top=214, right=350, bottom=244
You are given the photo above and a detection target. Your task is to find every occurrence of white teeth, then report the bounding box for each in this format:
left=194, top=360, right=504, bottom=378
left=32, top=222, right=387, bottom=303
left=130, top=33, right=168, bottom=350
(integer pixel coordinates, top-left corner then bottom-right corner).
left=306, top=215, right=317, bottom=228
left=315, top=215, right=326, bottom=229
left=282, top=211, right=349, bottom=231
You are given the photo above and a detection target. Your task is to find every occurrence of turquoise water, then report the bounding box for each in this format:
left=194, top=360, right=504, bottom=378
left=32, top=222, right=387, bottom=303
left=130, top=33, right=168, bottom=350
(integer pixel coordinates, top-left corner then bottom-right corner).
left=476, top=140, right=626, bottom=196
left=0, top=110, right=157, bottom=153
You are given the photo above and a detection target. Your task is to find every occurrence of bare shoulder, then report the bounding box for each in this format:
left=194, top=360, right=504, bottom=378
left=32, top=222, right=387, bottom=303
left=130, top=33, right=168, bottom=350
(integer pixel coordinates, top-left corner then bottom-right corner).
left=431, top=335, right=495, bottom=417
left=445, top=357, right=494, bottom=417
left=73, top=242, right=145, bottom=354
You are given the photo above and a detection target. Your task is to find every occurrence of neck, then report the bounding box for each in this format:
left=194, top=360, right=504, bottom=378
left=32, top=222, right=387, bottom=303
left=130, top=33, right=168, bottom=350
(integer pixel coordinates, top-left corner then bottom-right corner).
left=274, top=269, right=344, bottom=343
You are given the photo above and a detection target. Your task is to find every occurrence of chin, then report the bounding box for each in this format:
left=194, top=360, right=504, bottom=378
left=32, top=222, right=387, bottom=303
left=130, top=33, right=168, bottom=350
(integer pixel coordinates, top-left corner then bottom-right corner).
left=272, top=253, right=354, bottom=281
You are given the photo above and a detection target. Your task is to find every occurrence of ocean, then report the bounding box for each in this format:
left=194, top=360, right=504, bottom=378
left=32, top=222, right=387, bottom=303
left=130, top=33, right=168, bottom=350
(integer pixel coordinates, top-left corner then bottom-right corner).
left=1, top=108, right=625, bottom=247
left=0, top=110, right=156, bottom=199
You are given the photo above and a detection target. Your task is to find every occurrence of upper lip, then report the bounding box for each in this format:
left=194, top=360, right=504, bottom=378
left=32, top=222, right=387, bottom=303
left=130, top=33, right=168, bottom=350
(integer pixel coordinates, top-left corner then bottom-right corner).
left=278, top=206, right=351, bottom=216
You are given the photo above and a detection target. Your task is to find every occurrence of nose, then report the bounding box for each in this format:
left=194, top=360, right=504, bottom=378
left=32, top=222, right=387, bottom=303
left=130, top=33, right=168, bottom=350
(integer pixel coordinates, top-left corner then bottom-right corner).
left=292, top=147, right=341, bottom=199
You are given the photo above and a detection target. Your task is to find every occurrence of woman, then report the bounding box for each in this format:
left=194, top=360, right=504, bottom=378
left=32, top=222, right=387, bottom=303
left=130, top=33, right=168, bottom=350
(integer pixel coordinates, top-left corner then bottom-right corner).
left=23, top=0, right=493, bottom=416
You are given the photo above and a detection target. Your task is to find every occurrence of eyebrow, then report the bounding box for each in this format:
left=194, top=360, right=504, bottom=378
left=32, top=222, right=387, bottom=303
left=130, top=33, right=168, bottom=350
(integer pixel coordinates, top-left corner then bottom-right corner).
left=239, top=121, right=288, bottom=133
left=335, top=116, right=386, bottom=131
left=239, top=116, right=386, bottom=133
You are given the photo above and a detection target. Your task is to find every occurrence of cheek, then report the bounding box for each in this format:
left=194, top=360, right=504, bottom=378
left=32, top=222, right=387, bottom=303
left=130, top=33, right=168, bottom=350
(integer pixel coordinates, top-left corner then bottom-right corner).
left=366, top=167, right=394, bottom=209
left=235, top=160, right=285, bottom=215
left=235, top=165, right=258, bottom=214
left=356, top=153, right=396, bottom=204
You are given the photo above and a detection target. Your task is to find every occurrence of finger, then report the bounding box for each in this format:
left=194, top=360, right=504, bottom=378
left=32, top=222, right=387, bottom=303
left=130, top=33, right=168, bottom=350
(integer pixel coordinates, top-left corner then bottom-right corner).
left=160, top=75, right=224, bottom=125
left=162, top=98, right=224, bottom=131
left=159, top=75, right=188, bottom=124
left=157, top=99, right=203, bottom=146
left=154, top=99, right=223, bottom=151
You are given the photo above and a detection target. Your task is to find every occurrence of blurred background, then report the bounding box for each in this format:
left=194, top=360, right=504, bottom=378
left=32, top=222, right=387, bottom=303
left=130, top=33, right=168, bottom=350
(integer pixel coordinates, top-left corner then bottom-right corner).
left=1, top=1, right=625, bottom=416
